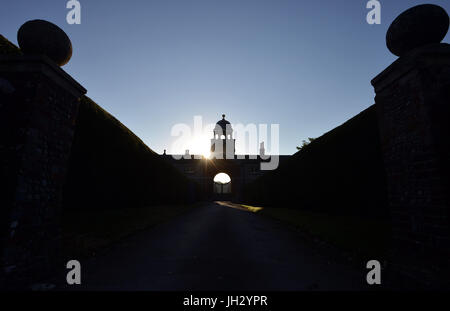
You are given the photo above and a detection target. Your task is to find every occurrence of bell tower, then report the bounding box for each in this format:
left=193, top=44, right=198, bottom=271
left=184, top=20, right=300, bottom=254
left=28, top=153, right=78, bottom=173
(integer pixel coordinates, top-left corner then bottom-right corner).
left=210, top=114, right=235, bottom=159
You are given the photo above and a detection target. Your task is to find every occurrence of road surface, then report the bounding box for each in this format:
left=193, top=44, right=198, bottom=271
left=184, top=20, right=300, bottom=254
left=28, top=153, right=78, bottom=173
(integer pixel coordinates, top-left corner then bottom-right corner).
left=60, top=202, right=370, bottom=290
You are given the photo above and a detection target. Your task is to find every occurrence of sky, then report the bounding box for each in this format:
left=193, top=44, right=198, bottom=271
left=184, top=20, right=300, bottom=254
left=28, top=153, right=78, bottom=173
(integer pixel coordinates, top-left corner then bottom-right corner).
left=1, top=0, right=449, bottom=155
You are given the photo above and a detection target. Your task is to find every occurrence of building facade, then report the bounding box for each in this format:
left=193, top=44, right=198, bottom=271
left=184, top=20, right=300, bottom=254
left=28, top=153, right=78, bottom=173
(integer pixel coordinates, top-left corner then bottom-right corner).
left=161, top=115, right=290, bottom=201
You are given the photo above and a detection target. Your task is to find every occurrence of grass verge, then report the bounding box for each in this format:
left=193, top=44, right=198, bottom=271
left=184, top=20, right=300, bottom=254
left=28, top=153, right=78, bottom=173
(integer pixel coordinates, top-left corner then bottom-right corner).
left=241, top=204, right=390, bottom=259
left=62, top=203, right=201, bottom=259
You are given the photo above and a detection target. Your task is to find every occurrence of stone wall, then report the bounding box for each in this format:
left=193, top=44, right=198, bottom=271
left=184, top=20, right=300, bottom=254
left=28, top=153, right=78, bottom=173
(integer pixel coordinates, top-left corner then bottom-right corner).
left=372, top=43, right=450, bottom=287
left=161, top=155, right=290, bottom=201
left=0, top=54, right=86, bottom=288
left=62, top=96, right=200, bottom=211
left=242, top=104, right=389, bottom=218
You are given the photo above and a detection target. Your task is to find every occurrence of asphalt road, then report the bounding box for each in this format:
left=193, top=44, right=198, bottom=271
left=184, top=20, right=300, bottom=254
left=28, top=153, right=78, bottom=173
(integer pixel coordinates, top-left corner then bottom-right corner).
left=60, top=202, right=370, bottom=290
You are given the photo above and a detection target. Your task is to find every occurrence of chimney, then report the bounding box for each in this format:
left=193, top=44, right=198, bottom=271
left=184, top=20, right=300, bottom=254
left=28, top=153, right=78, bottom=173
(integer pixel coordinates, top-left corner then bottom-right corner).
left=259, top=142, right=265, bottom=157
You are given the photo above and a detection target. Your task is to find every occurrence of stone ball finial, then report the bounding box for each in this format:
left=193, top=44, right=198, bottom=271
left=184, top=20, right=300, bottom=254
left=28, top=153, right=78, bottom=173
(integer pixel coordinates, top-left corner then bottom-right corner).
left=386, top=4, right=449, bottom=57
left=17, top=19, right=72, bottom=66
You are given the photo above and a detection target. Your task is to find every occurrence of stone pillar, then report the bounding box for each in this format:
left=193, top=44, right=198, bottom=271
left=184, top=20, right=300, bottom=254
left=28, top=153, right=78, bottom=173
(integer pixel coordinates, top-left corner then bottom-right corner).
left=371, top=5, right=450, bottom=287
left=0, top=21, right=86, bottom=289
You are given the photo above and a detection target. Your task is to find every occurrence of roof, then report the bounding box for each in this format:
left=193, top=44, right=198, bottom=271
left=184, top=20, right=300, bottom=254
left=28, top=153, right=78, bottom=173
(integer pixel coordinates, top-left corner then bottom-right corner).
left=215, top=114, right=232, bottom=133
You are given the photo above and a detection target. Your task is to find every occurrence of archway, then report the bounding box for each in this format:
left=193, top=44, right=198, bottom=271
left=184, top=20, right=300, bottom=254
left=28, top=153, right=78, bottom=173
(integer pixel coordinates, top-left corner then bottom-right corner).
left=213, top=172, right=231, bottom=194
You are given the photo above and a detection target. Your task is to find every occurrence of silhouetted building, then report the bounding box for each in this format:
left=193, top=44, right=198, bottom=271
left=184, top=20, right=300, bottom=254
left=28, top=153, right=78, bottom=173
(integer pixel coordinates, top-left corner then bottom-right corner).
left=162, top=114, right=290, bottom=200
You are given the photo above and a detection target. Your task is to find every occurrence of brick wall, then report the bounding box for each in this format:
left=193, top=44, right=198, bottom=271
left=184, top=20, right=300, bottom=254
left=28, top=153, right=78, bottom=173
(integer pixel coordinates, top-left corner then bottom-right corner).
left=372, top=43, right=450, bottom=287
left=0, top=55, right=86, bottom=288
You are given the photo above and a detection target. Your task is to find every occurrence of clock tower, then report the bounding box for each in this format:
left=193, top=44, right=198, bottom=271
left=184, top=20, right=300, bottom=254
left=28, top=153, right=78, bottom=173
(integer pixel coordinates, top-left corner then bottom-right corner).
left=210, top=114, right=235, bottom=159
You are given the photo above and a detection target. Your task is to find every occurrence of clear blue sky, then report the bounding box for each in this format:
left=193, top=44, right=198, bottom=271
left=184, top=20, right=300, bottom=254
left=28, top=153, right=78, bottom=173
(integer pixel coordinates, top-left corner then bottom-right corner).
left=1, top=0, right=449, bottom=155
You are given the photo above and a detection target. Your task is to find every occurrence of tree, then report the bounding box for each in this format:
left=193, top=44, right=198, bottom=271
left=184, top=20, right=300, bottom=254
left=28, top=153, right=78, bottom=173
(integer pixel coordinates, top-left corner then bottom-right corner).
left=296, top=137, right=316, bottom=151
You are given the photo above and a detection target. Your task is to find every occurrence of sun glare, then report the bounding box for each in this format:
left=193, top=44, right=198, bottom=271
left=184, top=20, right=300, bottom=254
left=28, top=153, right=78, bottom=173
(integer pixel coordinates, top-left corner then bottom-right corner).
left=203, top=150, right=211, bottom=158
left=188, top=134, right=211, bottom=159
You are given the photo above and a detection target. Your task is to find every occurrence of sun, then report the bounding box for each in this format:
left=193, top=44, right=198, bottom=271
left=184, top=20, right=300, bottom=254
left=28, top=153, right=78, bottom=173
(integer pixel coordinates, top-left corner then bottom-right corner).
left=202, top=150, right=211, bottom=159
left=189, top=134, right=211, bottom=159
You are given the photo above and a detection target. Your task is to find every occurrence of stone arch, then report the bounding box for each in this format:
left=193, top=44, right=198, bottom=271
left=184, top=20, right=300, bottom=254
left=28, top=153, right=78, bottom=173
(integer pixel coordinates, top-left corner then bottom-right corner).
left=213, top=172, right=231, bottom=194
